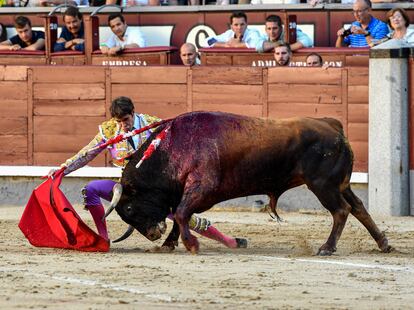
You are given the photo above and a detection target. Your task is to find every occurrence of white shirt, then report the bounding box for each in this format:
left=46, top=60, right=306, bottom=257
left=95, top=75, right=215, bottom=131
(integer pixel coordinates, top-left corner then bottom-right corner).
left=205, top=28, right=262, bottom=48
left=375, top=28, right=414, bottom=48
left=102, top=26, right=146, bottom=49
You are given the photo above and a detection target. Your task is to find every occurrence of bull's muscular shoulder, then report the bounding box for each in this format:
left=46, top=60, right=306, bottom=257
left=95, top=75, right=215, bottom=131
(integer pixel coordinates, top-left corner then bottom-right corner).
left=99, top=118, right=119, bottom=141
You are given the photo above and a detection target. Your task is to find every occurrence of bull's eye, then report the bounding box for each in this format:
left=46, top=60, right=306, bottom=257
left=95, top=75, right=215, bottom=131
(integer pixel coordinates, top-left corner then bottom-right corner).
left=126, top=206, right=132, bottom=214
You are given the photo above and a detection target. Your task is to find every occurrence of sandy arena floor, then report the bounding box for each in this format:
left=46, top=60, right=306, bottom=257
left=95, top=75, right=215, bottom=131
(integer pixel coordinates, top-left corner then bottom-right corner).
left=0, top=206, right=413, bottom=309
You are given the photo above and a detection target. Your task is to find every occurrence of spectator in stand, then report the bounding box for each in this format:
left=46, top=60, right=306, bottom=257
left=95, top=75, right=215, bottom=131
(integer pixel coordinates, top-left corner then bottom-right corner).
left=306, top=52, right=330, bottom=69
left=306, top=52, right=323, bottom=67
left=375, top=8, right=414, bottom=48
left=336, top=0, right=389, bottom=48
left=54, top=6, right=84, bottom=52
left=100, top=13, right=146, bottom=56
left=274, top=42, right=292, bottom=67
left=0, top=23, right=7, bottom=43
left=180, top=43, right=199, bottom=66
left=0, top=16, right=45, bottom=51
left=256, top=15, right=313, bottom=53
left=205, top=11, right=261, bottom=49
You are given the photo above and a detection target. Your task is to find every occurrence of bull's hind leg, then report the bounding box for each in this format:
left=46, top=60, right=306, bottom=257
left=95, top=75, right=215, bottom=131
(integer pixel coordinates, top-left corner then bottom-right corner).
left=342, top=187, right=392, bottom=253
left=310, top=185, right=352, bottom=256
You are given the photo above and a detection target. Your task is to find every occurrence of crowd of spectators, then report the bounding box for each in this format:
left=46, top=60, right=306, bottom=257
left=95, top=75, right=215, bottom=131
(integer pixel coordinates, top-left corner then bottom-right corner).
left=0, top=0, right=408, bottom=7
left=0, top=2, right=412, bottom=64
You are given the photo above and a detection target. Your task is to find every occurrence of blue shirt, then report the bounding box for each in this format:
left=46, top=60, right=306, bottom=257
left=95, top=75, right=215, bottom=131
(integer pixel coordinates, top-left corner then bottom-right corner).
left=9, top=30, right=45, bottom=49
left=344, top=16, right=389, bottom=48
left=53, top=23, right=85, bottom=52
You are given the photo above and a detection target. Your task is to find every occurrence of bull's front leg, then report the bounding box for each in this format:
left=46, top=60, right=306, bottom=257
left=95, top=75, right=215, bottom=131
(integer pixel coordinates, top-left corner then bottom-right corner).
left=160, top=219, right=180, bottom=251
left=175, top=206, right=199, bottom=254
left=175, top=162, right=220, bottom=253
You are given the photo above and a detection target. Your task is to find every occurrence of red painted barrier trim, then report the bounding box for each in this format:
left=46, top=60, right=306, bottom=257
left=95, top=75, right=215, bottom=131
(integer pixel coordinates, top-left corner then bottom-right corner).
left=50, top=51, right=84, bottom=56
left=0, top=50, right=45, bottom=55
left=92, top=46, right=178, bottom=55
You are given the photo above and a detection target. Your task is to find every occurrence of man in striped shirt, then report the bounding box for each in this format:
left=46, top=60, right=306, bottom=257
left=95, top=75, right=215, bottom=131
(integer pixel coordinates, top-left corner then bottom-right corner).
left=336, top=0, right=389, bottom=48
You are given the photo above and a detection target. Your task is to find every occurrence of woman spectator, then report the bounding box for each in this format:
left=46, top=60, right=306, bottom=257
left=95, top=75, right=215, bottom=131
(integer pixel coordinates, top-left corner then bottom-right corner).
left=374, top=8, right=414, bottom=47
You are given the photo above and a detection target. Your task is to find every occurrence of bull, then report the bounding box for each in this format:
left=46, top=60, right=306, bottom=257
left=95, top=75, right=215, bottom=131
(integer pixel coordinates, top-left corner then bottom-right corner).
left=109, top=111, right=392, bottom=255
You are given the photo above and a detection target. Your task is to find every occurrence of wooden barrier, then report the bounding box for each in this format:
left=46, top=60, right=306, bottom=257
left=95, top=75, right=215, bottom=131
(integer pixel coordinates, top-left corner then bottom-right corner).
left=0, top=66, right=29, bottom=165
left=199, top=47, right=370, bottom=67
left=91, top=47, right=177, bottom=66
left=0, top=51, right=47, bottom=66
left=0, top=65, right=369, bottom=171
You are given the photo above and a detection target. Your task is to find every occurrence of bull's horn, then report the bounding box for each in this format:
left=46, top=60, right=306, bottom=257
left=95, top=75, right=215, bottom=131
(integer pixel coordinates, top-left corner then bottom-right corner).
left=112, top=225, right=134, bottom=243
left=102, top=183, right=123, bottom=221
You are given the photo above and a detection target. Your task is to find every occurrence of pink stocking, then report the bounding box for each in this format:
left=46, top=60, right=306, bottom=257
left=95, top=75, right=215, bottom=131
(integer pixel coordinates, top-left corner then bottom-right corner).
left=88, top=205, right=108, bottom=241
left=198, top=225, right=240, bottom=249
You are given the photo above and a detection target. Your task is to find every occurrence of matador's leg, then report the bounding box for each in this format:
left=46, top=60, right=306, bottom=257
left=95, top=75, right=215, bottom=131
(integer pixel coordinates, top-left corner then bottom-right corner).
left=188, top=214, right=247, bottom=248
left=82, top=179, right=117, bottom=241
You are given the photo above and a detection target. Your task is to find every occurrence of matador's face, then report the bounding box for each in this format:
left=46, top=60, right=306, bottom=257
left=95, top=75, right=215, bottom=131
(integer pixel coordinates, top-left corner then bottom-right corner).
left=115, top=113, right=134, bottom=132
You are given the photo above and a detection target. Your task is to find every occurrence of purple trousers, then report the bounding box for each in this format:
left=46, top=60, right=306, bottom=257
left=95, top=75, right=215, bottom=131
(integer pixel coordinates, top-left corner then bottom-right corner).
left=82, top=180, right=117, bottom=207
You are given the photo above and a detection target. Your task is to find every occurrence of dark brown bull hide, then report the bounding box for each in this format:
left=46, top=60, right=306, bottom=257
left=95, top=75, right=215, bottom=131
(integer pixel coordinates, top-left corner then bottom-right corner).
left=115, top=111, right=392, bottom=255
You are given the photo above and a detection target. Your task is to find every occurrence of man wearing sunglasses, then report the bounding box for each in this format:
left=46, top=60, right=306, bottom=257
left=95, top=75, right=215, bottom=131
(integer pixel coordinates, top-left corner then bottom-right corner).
left=335, top=0, right=389, bottom=48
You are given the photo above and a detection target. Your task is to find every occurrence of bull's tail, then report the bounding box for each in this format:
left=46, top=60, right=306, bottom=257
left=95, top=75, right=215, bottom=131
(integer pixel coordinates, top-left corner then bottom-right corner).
left=322, top=118, right=355, bottom=190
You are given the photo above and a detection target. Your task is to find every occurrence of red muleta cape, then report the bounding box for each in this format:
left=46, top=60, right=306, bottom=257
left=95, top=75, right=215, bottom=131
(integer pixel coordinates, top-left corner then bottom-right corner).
left=18, top=169, right=109, bottom=252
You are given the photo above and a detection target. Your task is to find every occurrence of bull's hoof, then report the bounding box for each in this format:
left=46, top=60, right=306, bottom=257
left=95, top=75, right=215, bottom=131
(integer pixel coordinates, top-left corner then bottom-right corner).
left=235, top=238, right=248, bottom=248
left=382, top=245, right=394, bottom=253
left=378, top=237, right=393, bottom=253
left=183, top=234, right=199, bottom=254
left=146, top=245, right=175, bottom=253
left=317, top=249, right=333, bottom=256
left=190, top=246, right=198, bottom=255
left=161, top=240, right=178, bottom=249
left=317, top=245, right=336, bottom=256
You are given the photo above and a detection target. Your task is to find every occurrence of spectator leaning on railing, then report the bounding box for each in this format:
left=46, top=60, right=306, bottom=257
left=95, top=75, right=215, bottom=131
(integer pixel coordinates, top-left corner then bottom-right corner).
left=54, top=6, right=85, bottom=52
left=205, top=11, right=261, bottom=49
left=100, top=13, right=146, bottom=56
left=336, top=0, right=389, bottom=48
left=0, top=16, right=45, bottom=51
left=256, top=15, right=313, bottom=53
